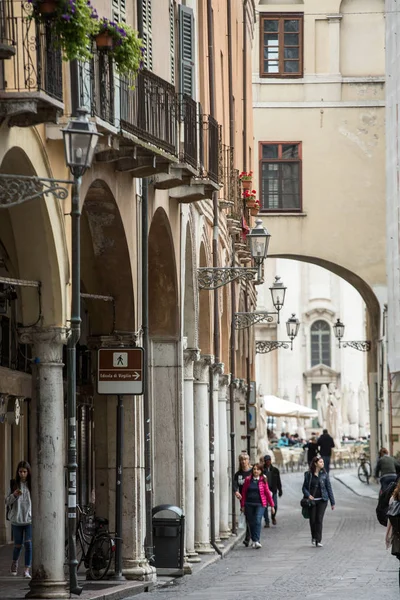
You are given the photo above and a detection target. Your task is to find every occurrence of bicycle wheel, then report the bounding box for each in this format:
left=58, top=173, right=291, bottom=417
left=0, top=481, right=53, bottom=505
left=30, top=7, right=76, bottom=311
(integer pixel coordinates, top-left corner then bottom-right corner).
left=65, top=535, right=85, bottom=572
left=358, top=463, right=370, bottom=484
left=88, top=535, right=113, bottom=580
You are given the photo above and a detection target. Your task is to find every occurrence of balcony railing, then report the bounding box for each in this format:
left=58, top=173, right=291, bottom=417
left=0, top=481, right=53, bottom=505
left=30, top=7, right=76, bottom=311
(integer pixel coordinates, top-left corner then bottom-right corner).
left=0, top=0, right=16, bottom=59
left=219, top=144, right=236, bottom=208
left=180, top=94, right=198, bottom=169
left=120, top=69, right=178, bottom=156
left=199, top=111, right=220, bottom=184
left=78, top=50, right=116, bottom=128
left=0, top=3, right=62, bottom=101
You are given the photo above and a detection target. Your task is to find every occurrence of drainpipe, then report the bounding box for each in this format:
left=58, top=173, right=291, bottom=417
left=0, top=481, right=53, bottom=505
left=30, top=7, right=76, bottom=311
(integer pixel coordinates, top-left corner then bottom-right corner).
left=245, top=284, right=251, bottom=457
left=207, top=0, right=222, bottom=557
left=243, top=0, right=248, bottom=170
left=227, top=0, right=237, bottom=534
left=137, top=1, right=153, bottom=565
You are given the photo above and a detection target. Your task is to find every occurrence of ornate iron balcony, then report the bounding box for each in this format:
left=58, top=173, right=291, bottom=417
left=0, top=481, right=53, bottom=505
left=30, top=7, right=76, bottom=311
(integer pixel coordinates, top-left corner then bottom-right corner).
left=0, top=1, right=63, bottom=126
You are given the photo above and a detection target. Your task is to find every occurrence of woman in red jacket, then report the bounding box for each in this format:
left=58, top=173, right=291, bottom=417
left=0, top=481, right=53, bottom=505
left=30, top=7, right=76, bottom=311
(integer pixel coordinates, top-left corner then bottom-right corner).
left=241, top=463, right=275, bottom=548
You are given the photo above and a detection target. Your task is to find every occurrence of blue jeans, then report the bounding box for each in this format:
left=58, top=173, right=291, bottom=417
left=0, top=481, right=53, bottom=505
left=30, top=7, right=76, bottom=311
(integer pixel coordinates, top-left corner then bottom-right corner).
left=380, top=474, right=397, bottom=492
left=12, top=524, right=32, bottom=567
left=264, top=492, right=277, bottom=524
left=322, top=456, right=331, bottom=473
left=244, top=504, right=264, bottom=542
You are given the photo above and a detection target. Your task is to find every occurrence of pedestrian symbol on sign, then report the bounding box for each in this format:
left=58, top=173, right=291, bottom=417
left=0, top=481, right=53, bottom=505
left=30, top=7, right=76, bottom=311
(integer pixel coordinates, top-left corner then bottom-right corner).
left=113, top=352, right=128, bottom=368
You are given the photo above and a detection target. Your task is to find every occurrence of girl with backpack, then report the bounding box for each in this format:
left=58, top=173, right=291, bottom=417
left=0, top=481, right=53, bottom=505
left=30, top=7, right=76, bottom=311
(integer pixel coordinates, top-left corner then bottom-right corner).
left=5, top=461, right=32, bottom=579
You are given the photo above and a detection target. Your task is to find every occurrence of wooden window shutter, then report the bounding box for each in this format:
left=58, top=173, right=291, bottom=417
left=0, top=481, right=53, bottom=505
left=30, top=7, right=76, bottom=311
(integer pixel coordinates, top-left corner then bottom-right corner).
left=112, top=0, right=126, bottom=22
left=179, top=4, right=195, bottom=97
left=142, top=0, right=153, bottom=71
left=169, top=1, right=175, bottom=85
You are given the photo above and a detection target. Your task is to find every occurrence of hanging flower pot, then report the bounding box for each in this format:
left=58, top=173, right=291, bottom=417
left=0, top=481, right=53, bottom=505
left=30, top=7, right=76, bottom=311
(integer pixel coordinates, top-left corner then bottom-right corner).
left=250, top=207, right=259, bottom=217
left=242, top=179, right=252, bottom=190
left=37, top=0, right=58, bottom=16
left=94, top=31, right=114, bottom=50
left=239, top=171, right=253, bottom=190
left=246, top=201, right=256, bottom=209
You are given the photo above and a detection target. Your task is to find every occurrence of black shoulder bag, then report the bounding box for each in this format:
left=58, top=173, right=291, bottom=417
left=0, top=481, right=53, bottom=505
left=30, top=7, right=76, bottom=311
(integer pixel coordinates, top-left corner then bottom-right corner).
left=300, top=472, right=317, bottom=519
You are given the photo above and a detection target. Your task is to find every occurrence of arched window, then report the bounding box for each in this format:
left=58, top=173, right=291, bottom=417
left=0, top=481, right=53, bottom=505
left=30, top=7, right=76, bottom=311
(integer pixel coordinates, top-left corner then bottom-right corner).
left=310, top=320, right=331, bottom=366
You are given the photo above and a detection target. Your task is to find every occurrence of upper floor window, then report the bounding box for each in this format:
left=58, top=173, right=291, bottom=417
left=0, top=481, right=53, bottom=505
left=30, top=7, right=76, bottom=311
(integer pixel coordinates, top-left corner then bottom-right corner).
left=311, top=320, right=331, bottom=367
left=260, top=142, right=301, bottom=212
left=260, top=13, right=303, bottom=78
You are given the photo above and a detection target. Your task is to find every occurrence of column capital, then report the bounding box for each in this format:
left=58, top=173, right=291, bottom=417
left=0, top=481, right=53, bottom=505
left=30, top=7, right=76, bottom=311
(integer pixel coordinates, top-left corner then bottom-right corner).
left=87, top=333, right=137, bottom=349
left=19, top=326, right=67, bottom=364
left=184, top=348, right=201, bottom=379
left=212, top=363, right=224, bottom=391
left=326, top=13, right=342, bottom=22
left=219, top=373, right=231, bottom=389
left=194, top=354, right=214, bottom=383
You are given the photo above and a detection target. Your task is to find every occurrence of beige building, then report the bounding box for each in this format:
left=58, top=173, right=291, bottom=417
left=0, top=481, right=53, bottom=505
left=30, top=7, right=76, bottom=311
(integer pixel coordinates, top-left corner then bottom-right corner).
left=0, top=0, right=258, bottom=597
left=252, top=0, right=386, bottom=458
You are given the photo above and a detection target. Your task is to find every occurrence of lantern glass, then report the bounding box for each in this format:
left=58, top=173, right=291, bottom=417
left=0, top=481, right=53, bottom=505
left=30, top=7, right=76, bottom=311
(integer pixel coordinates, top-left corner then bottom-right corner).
left=286, top=314, right=300, bottom=339
left=270, top=276, right=287, bottom=311
left=333, top=318, right=345, bottom=340
left=247, top=219, right=271, bottom=264
left=62, top=108, right=100, bottom=177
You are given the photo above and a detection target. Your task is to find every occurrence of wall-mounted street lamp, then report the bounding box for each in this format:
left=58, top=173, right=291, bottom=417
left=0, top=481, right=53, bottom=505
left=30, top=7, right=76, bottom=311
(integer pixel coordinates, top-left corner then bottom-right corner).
left=333, top=318, right=371, bottom=352
left=255, top=314, right=300, bottom=353
left=234, top=276, right=287, bottom=329
left=63, top=107, right=100, bottom=595
left=198, top=219, right=271, bottom=290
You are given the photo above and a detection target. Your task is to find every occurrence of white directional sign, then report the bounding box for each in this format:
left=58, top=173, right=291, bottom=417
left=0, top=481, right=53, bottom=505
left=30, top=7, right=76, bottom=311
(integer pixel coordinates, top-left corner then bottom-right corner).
left=97, top=348, right=144, bottom=395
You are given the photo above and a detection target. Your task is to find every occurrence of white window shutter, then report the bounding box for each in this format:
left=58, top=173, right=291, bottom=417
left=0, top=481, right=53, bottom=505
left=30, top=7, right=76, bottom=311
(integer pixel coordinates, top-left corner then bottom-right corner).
left=142, top=0, right=153, bottom=71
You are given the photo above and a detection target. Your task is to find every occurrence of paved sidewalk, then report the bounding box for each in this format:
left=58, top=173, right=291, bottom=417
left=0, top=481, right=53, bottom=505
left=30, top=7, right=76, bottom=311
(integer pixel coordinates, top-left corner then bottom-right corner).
left=130, top=470, right=399, bottom=600
left=333, top=467, right=380, bottom=499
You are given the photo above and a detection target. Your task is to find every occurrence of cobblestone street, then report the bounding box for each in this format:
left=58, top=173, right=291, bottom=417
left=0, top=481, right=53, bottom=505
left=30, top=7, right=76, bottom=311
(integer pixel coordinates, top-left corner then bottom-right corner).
left=134, top=472, right=399, bottom=600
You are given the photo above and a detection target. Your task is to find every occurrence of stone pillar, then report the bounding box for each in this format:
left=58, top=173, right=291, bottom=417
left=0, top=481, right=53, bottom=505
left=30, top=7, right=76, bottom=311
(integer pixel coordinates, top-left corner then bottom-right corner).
left=20, top=327, right=68, bottom=599
left=212, top=363, right=224, bottom=547
left=327, top=14, right=342, bottom=75
left=193, top=355, right=215, bottom=554
left=218, top=374, right=231, bottom=539
left=183, top=348, right=201, bottom=563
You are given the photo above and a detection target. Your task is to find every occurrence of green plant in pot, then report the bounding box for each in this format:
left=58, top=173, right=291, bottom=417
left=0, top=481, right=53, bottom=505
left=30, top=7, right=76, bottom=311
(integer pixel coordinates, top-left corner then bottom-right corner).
left=28, top=0, right=99, bottom=61
left=95, top=18, right=145, bottom=79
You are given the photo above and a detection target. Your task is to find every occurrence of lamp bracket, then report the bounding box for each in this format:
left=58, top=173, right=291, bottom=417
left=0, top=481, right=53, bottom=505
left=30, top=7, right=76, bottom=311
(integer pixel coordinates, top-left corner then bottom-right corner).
left=234, top=311, right=276, bottom=330
left=341, top=341, right=371, bottom=352
left=0, top=174, right=73, bottom=208
left=255, top=340, right=292, bottom=354
left=198, top=267, right=257, bottom=290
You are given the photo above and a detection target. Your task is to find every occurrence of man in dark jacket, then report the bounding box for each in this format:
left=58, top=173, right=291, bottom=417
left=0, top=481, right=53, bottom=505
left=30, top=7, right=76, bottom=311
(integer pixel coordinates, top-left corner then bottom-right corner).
left=262, top=455, right=282, bottom=527
left=233, top=453, right=252, bottom=546
left=318, top=429, right=335, bottom=473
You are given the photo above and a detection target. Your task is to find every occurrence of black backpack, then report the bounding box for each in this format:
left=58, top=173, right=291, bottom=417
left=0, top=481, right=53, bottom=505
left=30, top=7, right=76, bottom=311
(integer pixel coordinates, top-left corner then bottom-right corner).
left=376, top=481, right=397, bottom=527
left=6, top=479, right=17, bottom=521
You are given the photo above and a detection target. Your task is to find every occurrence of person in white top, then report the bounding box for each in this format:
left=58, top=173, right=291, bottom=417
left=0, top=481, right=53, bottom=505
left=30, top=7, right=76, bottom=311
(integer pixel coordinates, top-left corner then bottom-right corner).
left=5, top=461, right=32, bottom=579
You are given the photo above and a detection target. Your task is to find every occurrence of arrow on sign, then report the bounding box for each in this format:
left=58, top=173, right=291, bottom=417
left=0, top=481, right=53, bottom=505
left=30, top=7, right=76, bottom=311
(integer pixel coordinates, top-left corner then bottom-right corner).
left=133, top=372, right=140, bottom=380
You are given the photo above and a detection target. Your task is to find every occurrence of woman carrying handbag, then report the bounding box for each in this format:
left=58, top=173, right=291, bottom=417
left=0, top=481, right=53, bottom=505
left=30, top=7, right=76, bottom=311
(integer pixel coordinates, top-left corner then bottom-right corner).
left=302, top=455, right=335, bottom=547
left=385, top=480, right=400, bottom=588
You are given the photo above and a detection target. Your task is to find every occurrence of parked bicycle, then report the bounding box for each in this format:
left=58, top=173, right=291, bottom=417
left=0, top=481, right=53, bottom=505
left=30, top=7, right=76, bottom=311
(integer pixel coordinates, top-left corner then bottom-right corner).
left=358, top=453, right=371, bottom=484
left=65, top=504, right=117, bottom=580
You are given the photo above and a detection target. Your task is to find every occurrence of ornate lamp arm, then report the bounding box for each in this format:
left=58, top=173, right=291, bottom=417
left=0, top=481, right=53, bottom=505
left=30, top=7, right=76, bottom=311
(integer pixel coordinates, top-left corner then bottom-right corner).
left=198, top=267, right=258, bottom=290
left=255, top=340, right=292, bottom=353
left=0, top=174, right=72, bottom=208
left=234, top=311, right=276, bottom=330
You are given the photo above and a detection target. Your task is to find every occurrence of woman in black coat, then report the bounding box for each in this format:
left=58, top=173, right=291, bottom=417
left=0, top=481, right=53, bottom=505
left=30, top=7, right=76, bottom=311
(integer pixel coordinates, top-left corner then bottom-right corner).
left=303, top=436, right=319, bottom=465
left=302, top=456, right=335, bottom=547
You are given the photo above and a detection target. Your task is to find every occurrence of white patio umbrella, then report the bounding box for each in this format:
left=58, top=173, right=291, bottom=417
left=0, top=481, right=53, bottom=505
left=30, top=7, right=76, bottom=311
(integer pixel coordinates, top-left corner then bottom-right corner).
left=263, top=395, right=318, bottom=419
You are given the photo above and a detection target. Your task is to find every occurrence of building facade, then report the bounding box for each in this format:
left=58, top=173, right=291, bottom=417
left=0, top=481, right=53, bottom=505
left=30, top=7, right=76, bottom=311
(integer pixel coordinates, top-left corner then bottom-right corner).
left=0, top=0, right=258, bottom=597
left=252, top=0, right=386, bottom=460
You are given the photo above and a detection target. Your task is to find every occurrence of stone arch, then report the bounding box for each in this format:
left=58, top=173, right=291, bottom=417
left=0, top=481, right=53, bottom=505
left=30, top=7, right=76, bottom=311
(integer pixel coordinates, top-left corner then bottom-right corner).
left=149, top=207, right=179, bottom=339
left=81, top=179, right=135, bottom=334
left=339, top=0, right=385, bottom=76
left=183, top=219, right=198, bottom=348
left=0, top=146, right=66, bottom=326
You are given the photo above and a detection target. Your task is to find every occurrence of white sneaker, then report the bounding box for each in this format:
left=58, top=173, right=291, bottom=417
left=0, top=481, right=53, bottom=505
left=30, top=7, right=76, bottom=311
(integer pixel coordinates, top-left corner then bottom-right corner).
left=24, top=568, right=32, bottom=579
left=311, top=538, right=316, bottom=546
left=316, top=542, right=323, bottom=548
left=254, top=541, right=262, bottom=549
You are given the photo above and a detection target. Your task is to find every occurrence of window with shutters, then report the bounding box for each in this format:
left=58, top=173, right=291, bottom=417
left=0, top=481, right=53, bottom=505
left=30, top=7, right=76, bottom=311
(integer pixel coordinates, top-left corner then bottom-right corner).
left=142, top=0, right=153, bottom=71
left=169, top=1, right=175, bottom=85
left=112, top=0, right=126, bottom=22
left=260, top=13, right=303, bottom=78
left=310, top=320, right=331, bottom=367
left=179, top=5, right=195, bottom=97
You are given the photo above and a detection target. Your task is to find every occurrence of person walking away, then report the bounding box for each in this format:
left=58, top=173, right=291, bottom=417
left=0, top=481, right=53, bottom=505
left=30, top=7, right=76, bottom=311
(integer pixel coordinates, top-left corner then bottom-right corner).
left=385, top=480, right=400, bottom=588
left=303, top=436, right=319, bottom=466
left=375, top=448, right=400, bottom=493
left=5, top=461, right=32, bottom=578
left=261, top=455, right=282, bottom=527
left=302, top=455, right=335, bottom=547
left=233, top=453, right=252, bottom=547
left=241, top=463, right=274, bottom=548
left=317, top=429, right=335, bottom=473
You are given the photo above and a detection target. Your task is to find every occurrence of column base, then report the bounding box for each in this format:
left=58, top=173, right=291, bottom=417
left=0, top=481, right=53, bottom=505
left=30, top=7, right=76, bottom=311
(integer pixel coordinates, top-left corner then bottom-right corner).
left=183, top=558, right=193, bottom=574
left=123, top=558, right=157, bottom=582
left=219, top=529, right=232, bottom=540
left=26, top=579, right=68, bottom=599
left=186, top=550, right=201, bottom=563
left=194, top=542, right=215, bottom=554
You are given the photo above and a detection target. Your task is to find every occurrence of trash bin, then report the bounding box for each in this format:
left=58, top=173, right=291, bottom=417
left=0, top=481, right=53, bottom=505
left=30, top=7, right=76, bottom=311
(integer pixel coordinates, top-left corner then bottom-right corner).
left=152, top=504, right=185, bottom=575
